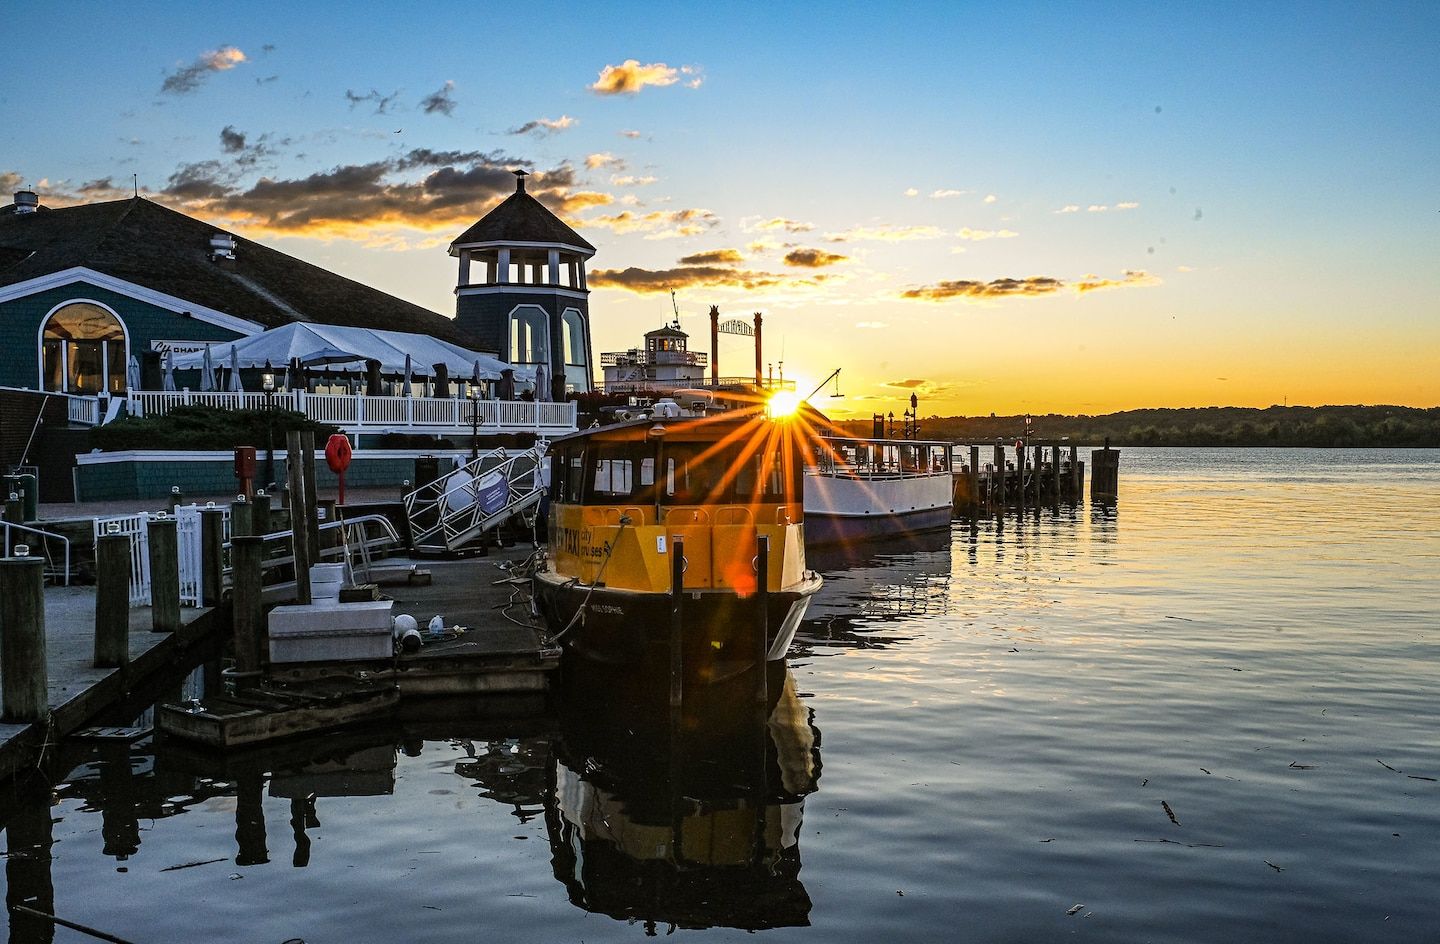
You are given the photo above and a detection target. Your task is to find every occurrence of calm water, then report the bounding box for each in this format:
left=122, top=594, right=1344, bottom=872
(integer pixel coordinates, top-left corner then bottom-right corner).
left=4, top=448, right=1438, bottom=943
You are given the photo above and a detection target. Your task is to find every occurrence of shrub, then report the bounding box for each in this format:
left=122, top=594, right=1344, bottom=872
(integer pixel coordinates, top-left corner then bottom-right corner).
left=92, top=405, right=340, bottom=452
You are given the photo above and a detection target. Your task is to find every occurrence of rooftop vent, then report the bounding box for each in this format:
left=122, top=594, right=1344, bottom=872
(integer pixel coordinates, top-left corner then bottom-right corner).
left=13, top=189, right=39, bottom=214
left=209, top=232, right=237, bottom=261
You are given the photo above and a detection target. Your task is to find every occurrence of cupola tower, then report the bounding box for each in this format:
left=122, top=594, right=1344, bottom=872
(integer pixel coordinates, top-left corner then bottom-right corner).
left=450, top=170, right=595, bottom=398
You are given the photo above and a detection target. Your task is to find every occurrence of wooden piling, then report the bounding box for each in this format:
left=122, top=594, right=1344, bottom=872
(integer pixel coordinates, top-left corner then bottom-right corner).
left=94, top=532, right=131, bottom=668
left=252, top=491, right=272, bottom=537
left=1069, top=445, right=1080, bottom=500
left=993, top=443, right=1006, bottom=508
left=148, top=516, right=181, bottom=633
left=1018, top=444, right=1028, bottom=511
left=230, top=497, right=253, bottom=537
left=286, top=431, right=312, bottom=605
left=669, top=537, right=685, bottom=714
left=301, top=431, right=321, bottom=568
left=755, top=535, right=770, bottom=707
left=230, top=535, right=265, bottom=682
left=0, top=555, right=48, bottom=722
left=166, top=487, right=184, bottom=514
left=1091, top=441, right=1120, bottom=502
left=200, top=508, right=226, bottom=608
left=968, top=446, right=980, bottom=513
left=1052, top=445, right=1063, bottom=501
left=5, top=776, right=56, bottom=944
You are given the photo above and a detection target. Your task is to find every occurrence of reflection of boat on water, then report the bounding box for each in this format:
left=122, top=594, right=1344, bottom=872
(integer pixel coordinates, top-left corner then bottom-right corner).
left=546, top=667, right=821, bottom=931
left=533, top=409, right=822, bottom=676
left=798, top=528, right=954, bottom=649
left=804, top=436, right=954, bottom=546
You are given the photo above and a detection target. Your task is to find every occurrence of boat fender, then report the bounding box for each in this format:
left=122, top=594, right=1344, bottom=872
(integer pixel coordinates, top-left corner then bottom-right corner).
left=393, top=614, right=422, bottom=653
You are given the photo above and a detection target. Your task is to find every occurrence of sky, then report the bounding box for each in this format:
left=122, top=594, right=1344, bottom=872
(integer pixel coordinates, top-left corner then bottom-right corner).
left=3, top=0, right=1438, bottom=416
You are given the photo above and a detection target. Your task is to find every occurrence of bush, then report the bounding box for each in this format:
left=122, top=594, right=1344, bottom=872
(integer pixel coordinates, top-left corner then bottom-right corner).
left=92, top=404, right=340, bottom=452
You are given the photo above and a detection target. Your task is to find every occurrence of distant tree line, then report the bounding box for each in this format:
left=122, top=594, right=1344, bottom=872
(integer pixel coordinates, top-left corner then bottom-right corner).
left=840, top=405, right=1440, bottom=447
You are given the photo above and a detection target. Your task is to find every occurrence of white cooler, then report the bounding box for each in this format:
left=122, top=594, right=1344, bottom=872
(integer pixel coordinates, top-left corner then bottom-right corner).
left=268, top=600, right=394, bottom=663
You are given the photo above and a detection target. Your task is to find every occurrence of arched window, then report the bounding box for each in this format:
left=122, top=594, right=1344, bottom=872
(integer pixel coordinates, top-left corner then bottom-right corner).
left=41, top=302, right=128, bottom=394
left=561, top=308, right=591, bottom=393
left=508, top=305, right=550, bottom=368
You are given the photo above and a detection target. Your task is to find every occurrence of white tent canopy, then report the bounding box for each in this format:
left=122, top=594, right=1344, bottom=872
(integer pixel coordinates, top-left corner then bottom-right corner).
left=171, top=323, right=534, bottom=383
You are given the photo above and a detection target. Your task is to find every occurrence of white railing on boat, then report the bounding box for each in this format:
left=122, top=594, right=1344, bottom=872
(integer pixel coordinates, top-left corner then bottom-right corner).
left=124, top=390, right=577, bottom=435
left=810, top=436, right=953, bottom=479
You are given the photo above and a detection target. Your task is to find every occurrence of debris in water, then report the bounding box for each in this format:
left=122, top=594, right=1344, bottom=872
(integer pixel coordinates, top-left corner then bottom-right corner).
left=229, top=872, right=243, bottom=880
left=1378, top=759, right=1400, bottom=773
left=1162, top=800, right=1180, bottom=825
left=1039, top=838, right=1055, bottom=843
left=1066, top=904, right=1085, bottom=916
left=1406, top=775, right=1437, bottom=782
left=1265, top=860, right=1284, bottom=872
left=897, top=890, right=904, bottom=896
left=1164, top=615, right=1194, bottom=621
left=1288, top=762, right=1316, bottom=769
left=1134, top=838, right=1224, bottom=848
left=1141, top=778, right=1149, bottom=786
left=161, top=858, right=227, bottom=872
left=1200, top=768, right=1211, bottom=775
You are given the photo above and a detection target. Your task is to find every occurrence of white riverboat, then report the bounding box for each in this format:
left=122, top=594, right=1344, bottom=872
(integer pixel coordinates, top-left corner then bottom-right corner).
left=803, top=437, right=954, bottom=546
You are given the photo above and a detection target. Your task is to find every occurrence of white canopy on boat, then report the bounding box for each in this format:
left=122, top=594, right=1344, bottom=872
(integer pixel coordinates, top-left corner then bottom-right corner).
left=170, top=323, right=532, bottom=382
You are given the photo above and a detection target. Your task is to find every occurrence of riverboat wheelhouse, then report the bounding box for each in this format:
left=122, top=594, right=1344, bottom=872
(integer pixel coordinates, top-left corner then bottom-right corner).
left=534, top=407, right=823, bottom=676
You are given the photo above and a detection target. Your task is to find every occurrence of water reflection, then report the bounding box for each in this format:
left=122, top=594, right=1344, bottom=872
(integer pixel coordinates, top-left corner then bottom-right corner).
left=798, top=529, right=953, bottom=651
left=548, top=665, right=821, bottom=931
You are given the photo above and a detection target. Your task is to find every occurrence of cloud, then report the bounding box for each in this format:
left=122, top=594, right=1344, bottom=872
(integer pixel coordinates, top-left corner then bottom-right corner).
left=882, top=378, right=959, bottom=397
left=984, top=194, right=997, bottom=204
left=219, top=126, right=247, bottom=153
left=160, top=46, right=246, bottom=94
left=585, top=152, right=625, bottom=171
left=783, top=247, right=847, bottom=268
left=855, top=321, right=888, bottom=329
left=508, top=115, right=576, bottom=136
left=1055, top=205, right=1081, bottom=214
left=590, top=265, right=784, bottom=293
left=579, top=208, right=719, bottom=238
left=1116, top=201, right=1139, bottom=209
left=955, top=227, right=1018, bottom=241
left=420, top=80, right=457, bottom=116
left=931, top=189, right=969, bottom=199
left=901, top=269, right=1158, bottom=302
left=345, top=88, right=401, bottom=114
left=744, top=216, right=814, bottom=233
left=151, top=149, right=602, bottom=240
left=589, top=59, right=692, bottom=95
left=903, top=188, right=919, bottom=197
left=825, top=223, right=945, bottom=243
left=678, top=249, right=743, bottom=265
left=884, top=378, right=928, bottom=388
left=611, top=174, right=656, bottom=187
left=619, top=129, right=643, bottom=138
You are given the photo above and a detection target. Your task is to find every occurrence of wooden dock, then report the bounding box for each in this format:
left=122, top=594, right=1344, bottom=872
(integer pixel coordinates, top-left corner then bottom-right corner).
left=951, top=441, right=1119, bottom=513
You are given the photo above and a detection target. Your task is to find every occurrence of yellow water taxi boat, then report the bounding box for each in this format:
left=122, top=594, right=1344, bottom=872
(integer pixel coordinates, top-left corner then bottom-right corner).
left=533, top=406, right=823, bottom=672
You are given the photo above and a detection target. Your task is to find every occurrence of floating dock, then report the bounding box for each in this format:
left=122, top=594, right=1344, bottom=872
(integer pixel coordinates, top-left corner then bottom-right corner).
left=951, top=441, right=1119, bottom=513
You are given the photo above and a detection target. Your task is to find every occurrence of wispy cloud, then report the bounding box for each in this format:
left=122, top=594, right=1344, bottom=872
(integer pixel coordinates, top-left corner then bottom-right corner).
left=611, top=174, right=656, bottom=187
left=983, top=194, right=997, bottom=204
left=743, top=216, right=814, bottom=233
left=345, top=88, right=401, bottom=114
left=931, top=188, right=969, bottom=199
left=901, top=270, right=1158, bottom=302
left=783, top=247, right=847, bottom=268
left=1055, top=205, right=1081, bottom=214
left=589, top=59, right=697, bottom=95
left=585, top=152, right=625, bottom=170
left=508, top=115, right=576, bottom=136
left=903, top=188, right=919, bottom=197
left=1057, top=201, right=1140, bottom=213
left=679, top=248, right=744, bottom=265
left=579, top=208, right=719, bottom=238
left=825, top=223, right=945, bottom=243
left=420, top=80, right=457, bottom=116
left=619, top=129, right=643, bottom=138
left=160, top=46, right=246, bottom=94
left=956, top=227, right=1018, bottom=241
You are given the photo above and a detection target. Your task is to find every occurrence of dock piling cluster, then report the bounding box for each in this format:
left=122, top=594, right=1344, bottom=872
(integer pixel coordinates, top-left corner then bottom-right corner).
left=953, top=440, right=1106, bottom=513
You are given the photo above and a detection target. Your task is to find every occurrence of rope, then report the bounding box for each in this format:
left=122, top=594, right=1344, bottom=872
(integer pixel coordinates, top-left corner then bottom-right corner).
left=549, top=517, right=630, bottom=643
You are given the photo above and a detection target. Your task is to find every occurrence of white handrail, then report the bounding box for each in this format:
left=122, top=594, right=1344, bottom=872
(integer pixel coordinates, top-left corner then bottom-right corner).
left=1, top=521, right=71, bottom=585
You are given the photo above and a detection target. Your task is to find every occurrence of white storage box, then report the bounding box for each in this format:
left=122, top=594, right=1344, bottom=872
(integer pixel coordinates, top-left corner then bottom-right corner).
left=268, top=600, right=394, bottom=664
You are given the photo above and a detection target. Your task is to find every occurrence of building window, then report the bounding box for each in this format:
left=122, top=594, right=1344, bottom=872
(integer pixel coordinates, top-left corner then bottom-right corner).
left=508, top=305, right=550, bottom=368
left=561, top=308, right=591, bottom=393
left=41, top=302, right=128, bottom=395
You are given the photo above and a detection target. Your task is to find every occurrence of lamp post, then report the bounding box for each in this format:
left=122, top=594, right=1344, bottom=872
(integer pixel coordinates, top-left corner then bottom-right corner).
left=261, top=371, right=276, bottom=487
left=469, top=385, right=482, bottom=461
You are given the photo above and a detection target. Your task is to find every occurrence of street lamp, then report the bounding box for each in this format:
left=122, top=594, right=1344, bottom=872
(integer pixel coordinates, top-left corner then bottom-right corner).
left=469, top=384, right=482, bottom=461
left=261, top=371, right=276, bottom=486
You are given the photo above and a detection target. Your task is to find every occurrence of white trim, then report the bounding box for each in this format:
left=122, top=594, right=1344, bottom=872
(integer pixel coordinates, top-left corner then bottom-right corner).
left=449, top=239, right=595, bottom=258
left=456, top=284, right=589, bottom=300
left=0, top=266, right=263, bottom=336
left=76, top=447, right=485, bottom=466
left=36, top=298, right=132, bottom=394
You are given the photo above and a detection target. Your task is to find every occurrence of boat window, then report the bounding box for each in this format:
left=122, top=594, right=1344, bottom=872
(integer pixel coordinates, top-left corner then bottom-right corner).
left=587, top=444, right=653, bottom=500
left=563, top=449, right=585, bottom=502
left=661, top=442, right=795, bottom=504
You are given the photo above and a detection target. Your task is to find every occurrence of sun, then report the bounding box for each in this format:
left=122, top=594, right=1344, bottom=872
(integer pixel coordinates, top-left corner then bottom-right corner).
left=767, top=389, right=803, bottom=418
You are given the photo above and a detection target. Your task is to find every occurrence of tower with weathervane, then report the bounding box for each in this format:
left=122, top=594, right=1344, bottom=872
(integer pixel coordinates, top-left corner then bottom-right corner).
left=450, top=170, right=595, bottom=398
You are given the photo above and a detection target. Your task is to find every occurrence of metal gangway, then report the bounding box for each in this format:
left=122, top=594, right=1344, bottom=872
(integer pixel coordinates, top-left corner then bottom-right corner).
left=403, top=445, right=548, bottom=552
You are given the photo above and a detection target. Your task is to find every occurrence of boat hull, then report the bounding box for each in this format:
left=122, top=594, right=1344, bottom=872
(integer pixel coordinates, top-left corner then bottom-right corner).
left=803, top=504, right=952, bottom=546
left=533, top=568, right=820, bottom=676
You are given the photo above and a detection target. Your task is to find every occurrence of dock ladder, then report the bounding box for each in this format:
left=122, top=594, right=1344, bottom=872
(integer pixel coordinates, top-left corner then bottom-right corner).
left=403, top=445, right=547, bottom=553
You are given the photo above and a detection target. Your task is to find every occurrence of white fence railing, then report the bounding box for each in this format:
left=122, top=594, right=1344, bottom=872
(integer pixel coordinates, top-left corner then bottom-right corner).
left=176, top=503, right=230, bottom=607
left=124, top=390, right=577, bottom=434
left=68, top=395, right=102, bottom=426
left=94, top=513, right=153, bottom=606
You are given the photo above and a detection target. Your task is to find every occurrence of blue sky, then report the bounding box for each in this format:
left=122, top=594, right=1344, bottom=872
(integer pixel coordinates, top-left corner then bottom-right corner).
left=5, top=1, right=1438, bottom=412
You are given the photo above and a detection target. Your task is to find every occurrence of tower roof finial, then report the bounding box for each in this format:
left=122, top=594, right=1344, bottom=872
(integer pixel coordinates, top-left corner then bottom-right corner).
left=512, top=169, right=529, bottom=193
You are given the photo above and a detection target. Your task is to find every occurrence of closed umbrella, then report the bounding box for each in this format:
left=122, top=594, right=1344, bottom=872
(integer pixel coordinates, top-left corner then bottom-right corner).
left=402, top=353, right=413, bottom=398
left=126, top=354, right=141, bottom=391
left=200, top=345, right=215, bottom=391
left=534, top=363, right=550, bottom=402
left=472, top=359, right=482, bottom=397
left=162, top=349, right=177, bottom=391
left=228, top=344, right=244, bottom=392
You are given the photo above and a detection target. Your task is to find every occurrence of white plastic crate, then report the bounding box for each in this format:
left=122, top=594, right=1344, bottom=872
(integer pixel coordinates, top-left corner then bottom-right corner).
left=268, top=600, right=394, bottom=663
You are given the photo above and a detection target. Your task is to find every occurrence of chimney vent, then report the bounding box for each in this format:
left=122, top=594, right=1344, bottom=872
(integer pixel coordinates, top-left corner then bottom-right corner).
left=512, top=169, right=528, bottom=193
left=209, top=232, right=237, bottom=261
left=13, top=189, right=39, bottom=214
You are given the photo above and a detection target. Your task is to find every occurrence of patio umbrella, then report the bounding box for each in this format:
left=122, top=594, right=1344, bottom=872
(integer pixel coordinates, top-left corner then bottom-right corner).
left=200, top=345, right=215, bottom=391
left=534, top=363, right=550, bottom=402
left=401, top=353, right=413, bottom=398
left=162, top=349, right=177, bottom=391
left=126, top=354, right=141, bottom=391
left=228, top=344, right=244, bottom=392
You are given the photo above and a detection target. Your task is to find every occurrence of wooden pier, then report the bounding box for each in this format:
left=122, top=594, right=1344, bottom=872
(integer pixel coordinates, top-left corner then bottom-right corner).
left=951, top=441, right=1120, bottom=513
